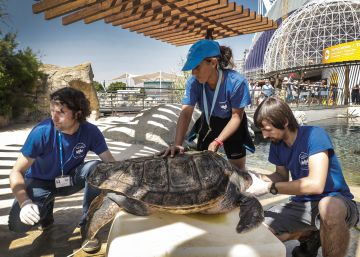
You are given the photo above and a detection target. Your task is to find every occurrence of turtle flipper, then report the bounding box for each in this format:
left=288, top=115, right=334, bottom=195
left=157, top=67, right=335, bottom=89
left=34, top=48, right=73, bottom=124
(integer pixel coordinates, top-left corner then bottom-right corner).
left=236, top=195, right=264, bottom=233
left=107, top=192, right=150, bottom=216
left=84, top=194, right=122, bottom=239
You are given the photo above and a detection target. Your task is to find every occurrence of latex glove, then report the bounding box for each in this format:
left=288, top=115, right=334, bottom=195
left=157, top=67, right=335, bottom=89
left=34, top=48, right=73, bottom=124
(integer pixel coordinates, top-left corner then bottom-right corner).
left=246, top=172, right=271, bottom=196
left=20, top=200, right=40, bottom=225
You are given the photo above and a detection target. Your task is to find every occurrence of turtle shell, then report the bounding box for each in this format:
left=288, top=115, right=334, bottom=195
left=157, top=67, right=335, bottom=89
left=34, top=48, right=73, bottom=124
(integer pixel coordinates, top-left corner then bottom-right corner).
left=88, top=151, right=234, bottom=208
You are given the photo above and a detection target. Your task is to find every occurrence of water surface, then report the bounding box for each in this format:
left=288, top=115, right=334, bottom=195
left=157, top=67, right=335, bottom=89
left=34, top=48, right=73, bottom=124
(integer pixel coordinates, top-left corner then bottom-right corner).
left=247, top=118, right=360, bottom=186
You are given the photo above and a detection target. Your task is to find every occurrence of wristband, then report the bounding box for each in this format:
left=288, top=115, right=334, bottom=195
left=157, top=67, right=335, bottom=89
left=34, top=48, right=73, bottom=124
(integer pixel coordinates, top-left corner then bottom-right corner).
left=20, top=199, right=32, bottom=208
left=213, top=138, right=224, bottom=146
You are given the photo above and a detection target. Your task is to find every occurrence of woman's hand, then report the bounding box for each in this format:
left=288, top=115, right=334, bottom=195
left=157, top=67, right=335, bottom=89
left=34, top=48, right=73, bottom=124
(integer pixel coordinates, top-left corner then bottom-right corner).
left=208, top=141, right=220, bottom=152
left=157, top=145, right=185, bottom=157
left=208, top=138, right=223, bottom=152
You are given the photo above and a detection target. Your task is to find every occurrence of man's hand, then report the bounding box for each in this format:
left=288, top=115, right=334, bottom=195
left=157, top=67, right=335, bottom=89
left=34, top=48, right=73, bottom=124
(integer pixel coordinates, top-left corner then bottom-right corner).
left=246, top=172, right=271, bottom=196
left=157, top=145, right=185, bottom=157
left=19, top=200, right=40, bottom=225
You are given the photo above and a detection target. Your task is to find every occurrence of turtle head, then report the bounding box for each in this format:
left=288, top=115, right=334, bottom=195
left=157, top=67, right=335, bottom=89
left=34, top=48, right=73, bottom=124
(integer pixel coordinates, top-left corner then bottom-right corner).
left=229, top=170, right=252, bottom=192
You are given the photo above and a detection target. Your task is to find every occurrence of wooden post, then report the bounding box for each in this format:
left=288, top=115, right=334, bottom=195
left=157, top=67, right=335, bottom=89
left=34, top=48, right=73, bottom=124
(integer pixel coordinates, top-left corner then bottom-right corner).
left=205, top=28, right=213, bottom=40
left=344, top=65, right=350, bottom=105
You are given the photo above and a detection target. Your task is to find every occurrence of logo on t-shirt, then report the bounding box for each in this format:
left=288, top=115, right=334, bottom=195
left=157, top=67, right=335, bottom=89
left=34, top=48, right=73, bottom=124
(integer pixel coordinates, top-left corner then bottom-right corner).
left=299, top=152, right=309, bottom=170
left=219, top=101, right=228, bottom=111
left=73, top=143, right=86, bottom=159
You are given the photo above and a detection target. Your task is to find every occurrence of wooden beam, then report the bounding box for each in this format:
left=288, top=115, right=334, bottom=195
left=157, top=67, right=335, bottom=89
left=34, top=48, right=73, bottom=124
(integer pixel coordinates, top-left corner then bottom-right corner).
left=33, top=0, right=73, bottom=14
left=44, top=0, right=99, bottom=20
left=83, top=0, right=137, bottom=24
left=139, top=0, right=234, bottom=36
left=135, top=14, right=193, bottom=33
left=62, top=0, right=140, bottom=25
left=106, top=0, right=205, bottom=25
left=115, top=0, right=218, bottom=29
left=32, top=0, right=279, bottom=46
left=109, top=2, right=173, bottom=26
left=124, top=0, right=241, bottom=39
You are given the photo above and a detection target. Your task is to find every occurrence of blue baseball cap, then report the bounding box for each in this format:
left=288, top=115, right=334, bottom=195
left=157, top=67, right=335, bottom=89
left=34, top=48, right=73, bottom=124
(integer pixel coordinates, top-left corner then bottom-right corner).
left=182, top=39, right=220, bottom=71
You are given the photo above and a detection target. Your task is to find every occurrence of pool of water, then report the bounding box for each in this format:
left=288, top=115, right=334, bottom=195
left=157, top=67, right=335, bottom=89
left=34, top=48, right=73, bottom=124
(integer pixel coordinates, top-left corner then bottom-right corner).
left=247, top=117, right=360, bottom=186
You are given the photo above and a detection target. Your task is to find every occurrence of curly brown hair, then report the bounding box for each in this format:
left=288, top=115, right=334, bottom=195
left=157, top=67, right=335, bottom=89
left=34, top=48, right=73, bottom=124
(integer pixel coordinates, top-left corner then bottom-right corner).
left=50, top=87, right=90, bottom=123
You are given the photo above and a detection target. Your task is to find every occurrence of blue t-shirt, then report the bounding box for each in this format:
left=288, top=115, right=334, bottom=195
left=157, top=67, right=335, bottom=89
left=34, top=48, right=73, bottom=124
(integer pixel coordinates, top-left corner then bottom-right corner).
left=269, top=126, right=353, bottom=201
left=22, top=118, right=109, bottom=180
left=182, top=69, right=251, bottom=118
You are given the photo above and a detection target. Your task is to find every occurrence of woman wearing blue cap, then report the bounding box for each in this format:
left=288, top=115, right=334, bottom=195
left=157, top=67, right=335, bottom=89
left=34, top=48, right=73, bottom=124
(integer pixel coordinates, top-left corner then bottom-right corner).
left=161, top=39, right=254, bottom=170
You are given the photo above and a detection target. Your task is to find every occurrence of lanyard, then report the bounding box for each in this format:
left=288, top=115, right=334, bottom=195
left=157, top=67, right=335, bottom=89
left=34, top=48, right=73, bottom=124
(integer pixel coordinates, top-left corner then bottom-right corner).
left=203, top=69, right=223, bottom=127
left=58, top=131, right=65, bottom=176
left=58, top=127, right=81, bottom=176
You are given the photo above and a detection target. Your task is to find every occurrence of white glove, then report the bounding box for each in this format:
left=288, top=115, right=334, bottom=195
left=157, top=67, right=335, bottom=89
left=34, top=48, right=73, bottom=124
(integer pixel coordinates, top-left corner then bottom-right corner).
left=19, top=200, right=40, bottom=225
left=246, top=172, right=271, bottom=196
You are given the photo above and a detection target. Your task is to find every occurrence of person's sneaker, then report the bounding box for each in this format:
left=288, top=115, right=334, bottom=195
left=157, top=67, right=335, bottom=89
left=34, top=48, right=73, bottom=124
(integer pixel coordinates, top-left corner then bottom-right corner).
left=81, top=237, right=101, bottom=253
left=292, top=230, right=321, bottom=257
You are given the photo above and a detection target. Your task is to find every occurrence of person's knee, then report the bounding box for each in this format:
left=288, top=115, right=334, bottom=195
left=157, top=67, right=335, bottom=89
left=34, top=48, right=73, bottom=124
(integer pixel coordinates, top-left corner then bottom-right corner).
left=319, top=196, right=347, bottom=227
left=81, top=160, right=102, bottom=178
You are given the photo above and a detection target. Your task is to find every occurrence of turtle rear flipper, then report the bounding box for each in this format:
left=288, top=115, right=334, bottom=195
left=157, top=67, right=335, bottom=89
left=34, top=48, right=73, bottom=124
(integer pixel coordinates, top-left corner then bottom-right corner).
left=107, top=192, right=150, bottom=216
left=236, top=195, right=264, bottom=233
left=84, top=194, right=122, bottom=239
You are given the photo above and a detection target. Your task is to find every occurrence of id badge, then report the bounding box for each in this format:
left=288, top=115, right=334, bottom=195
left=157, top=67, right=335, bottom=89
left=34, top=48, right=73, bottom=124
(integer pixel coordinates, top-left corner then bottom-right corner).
left=55, top=175, right=73, bottom=188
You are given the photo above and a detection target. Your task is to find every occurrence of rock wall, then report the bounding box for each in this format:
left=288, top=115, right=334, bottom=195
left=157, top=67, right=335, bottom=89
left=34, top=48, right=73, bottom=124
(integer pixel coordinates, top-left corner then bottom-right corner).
left=39, top=62, right=99, bottom=120
left=15, top=62, right=99, bottom=124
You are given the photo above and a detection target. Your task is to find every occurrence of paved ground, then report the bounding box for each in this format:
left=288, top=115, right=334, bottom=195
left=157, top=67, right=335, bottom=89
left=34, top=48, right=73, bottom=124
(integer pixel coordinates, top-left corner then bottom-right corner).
left=0, top=117, right=359, bottom=257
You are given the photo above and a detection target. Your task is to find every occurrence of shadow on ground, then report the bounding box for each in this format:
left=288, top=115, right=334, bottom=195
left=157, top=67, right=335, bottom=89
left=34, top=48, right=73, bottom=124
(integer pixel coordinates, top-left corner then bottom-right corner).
left=0, top=208, right=110, bottom=257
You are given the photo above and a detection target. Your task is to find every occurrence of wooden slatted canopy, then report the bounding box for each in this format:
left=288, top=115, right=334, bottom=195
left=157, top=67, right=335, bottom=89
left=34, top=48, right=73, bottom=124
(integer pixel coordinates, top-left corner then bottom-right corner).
left=32, top=0, right=277, bottom=46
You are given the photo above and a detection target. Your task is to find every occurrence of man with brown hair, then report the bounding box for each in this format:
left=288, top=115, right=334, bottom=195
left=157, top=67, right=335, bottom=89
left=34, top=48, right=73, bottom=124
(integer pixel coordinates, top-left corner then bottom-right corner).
left=8, top=87, right=115, bottom=253
left=246, top=97, right=359, bottom=257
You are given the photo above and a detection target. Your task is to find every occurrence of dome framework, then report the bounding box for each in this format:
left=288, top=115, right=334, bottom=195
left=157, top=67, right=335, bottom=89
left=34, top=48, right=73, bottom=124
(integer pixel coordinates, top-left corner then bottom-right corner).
left=263, top=0, right=360, bottom=74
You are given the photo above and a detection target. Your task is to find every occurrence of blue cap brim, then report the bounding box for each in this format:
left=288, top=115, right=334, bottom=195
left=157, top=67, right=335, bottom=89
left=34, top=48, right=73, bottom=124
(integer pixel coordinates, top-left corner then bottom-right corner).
left=182, top=57, right=203, bottom=71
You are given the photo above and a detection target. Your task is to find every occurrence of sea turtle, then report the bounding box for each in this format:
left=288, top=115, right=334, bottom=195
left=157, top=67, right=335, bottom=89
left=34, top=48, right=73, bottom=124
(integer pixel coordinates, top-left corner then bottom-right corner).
left=84, top=151, right=263, bottom=241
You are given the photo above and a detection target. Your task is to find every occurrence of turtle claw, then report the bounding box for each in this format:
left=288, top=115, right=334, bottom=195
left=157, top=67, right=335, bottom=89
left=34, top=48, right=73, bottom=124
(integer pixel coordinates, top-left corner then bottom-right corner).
left=236, top=196, right=264, bottom=233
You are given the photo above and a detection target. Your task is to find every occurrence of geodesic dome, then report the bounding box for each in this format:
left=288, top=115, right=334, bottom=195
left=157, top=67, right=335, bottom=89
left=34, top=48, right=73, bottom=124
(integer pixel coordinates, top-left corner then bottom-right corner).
left=263, top=0, right=360, bottom=74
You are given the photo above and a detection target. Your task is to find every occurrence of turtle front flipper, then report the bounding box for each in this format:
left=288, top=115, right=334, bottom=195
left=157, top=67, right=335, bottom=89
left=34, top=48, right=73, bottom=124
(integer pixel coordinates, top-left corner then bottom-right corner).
left=236, top=195, right=264, bottom=233
left=84, top=193, right=123, bottom=239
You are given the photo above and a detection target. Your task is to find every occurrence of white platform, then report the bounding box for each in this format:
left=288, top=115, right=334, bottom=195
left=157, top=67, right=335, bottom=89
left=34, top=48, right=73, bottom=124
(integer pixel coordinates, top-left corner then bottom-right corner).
left=106, top=210, right=286, bottom=257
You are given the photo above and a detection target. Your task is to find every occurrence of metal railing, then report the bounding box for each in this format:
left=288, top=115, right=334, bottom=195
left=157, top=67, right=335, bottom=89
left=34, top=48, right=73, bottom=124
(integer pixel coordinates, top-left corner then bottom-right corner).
left=98, top=86, right=345, bottom=115
left=98, top=87, right=185, bottom=115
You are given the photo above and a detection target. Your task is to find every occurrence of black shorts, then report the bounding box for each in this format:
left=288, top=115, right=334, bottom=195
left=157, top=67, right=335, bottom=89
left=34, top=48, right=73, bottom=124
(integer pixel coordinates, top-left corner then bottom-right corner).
left=264, top=195, right=359, bottom=234
left=192, top=113, right=255, bottom=160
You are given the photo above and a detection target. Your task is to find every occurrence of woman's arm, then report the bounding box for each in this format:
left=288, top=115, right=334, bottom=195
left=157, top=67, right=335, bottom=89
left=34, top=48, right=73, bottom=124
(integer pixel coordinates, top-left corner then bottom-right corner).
left=160, top=105, right=194, bottom=157
left=208, top=107, right=243, bottom=151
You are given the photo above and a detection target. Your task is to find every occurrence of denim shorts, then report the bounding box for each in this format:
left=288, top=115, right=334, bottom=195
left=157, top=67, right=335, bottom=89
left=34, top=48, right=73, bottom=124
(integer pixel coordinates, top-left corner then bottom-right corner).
left=264, top=195, right=359, bottom=234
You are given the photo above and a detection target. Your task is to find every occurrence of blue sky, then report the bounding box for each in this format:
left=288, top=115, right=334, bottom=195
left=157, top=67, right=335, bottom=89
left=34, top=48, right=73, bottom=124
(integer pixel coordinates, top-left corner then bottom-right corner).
left=2, top=0, right=258, bottom=83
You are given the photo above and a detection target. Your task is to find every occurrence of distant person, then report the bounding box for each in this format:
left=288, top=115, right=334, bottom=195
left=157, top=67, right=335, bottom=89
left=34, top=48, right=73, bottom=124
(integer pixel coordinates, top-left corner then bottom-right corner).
left=261, top=78, right=274, bottom=98
left=254, top=82, right=262, bottom=105
left=246, top=97, right=359, bottom=257
left=159, top=39, right=254, bottom=170
left=8, top=87, right=115, bottom=253
left=351, top=84, right=359, bottom=105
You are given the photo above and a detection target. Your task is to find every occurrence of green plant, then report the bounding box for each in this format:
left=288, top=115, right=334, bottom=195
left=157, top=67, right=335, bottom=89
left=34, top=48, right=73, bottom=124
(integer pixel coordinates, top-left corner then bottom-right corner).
left=92, top=80, right=105, bottom=92
left=107, top=81, right=126, bottom=92
left=0, top=32, right=43, bottom=118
